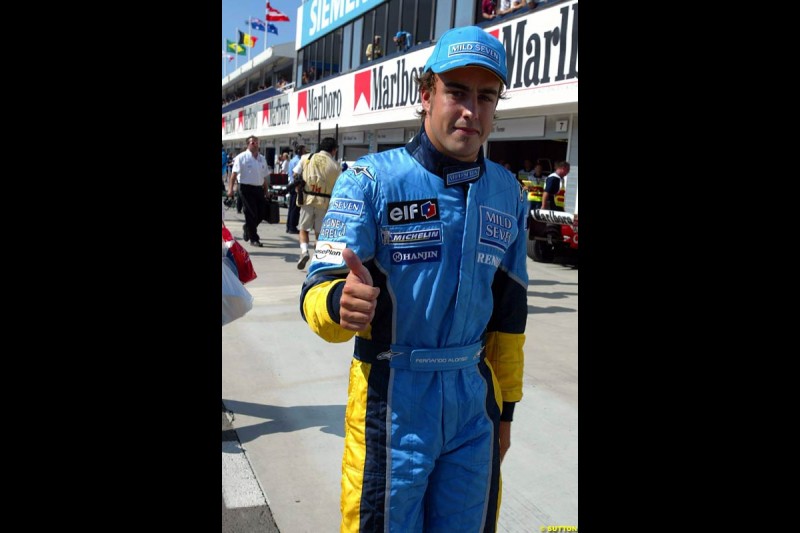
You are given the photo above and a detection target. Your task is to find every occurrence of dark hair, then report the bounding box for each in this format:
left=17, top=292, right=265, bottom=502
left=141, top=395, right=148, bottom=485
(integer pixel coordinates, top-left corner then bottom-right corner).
left=319, top=137, right=338, bottom=153
left=414, top=71, right=507, bottom=121
left=296, top=145, right=306, bottom=155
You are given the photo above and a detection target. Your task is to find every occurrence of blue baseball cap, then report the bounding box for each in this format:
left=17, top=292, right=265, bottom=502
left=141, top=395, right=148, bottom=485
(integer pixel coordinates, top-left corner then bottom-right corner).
left=423, top=26, right=508, bottom=86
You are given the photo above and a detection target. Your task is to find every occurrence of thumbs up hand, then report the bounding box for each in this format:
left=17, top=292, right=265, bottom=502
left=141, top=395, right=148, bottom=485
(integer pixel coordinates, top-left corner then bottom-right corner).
left=340, top=248, right=380, bottom=331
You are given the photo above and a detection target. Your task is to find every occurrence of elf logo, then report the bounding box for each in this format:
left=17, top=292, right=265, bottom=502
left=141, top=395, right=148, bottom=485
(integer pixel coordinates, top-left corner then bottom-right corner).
left=388, top=199, right=439, bottom=225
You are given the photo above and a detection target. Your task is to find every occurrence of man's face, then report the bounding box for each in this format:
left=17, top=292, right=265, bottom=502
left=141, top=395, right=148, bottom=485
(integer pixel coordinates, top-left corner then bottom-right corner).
left=421, top=67, right=501, bottom=162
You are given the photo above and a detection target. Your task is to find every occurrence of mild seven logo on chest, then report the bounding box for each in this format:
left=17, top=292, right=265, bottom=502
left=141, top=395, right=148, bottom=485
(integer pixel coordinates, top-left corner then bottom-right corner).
left=479, top=206, right=516, bottom=252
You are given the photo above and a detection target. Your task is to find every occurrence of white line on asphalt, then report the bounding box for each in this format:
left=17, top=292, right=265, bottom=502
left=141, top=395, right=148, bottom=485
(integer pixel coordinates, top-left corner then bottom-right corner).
left=222, top=439, right=269, bottom=509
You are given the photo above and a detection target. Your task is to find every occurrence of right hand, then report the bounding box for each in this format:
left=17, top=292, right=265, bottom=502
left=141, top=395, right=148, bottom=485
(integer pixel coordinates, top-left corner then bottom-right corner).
left=340, top=248, right=380, bottom=331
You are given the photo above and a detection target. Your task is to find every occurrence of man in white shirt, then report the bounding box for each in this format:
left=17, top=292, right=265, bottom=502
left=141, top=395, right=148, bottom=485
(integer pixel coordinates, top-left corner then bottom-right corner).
left=227, top=135, right=269, bottom=247
left=498, top=0, right=524, bottom=15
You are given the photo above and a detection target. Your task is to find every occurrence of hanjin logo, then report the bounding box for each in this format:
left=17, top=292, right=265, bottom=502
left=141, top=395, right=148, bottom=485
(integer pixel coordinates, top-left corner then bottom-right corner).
left=390, top=246, right=440, bottom=265
left=388, top=199, right=439, bottom=225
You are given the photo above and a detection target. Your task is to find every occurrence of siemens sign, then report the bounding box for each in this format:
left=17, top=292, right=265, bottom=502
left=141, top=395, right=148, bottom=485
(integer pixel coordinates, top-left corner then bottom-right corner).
left=300, top=0, right=386, bottom=48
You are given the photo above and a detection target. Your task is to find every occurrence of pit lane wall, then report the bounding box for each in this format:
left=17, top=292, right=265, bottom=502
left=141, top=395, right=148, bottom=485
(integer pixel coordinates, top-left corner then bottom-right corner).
left=222, top=0, right=578, bottom=142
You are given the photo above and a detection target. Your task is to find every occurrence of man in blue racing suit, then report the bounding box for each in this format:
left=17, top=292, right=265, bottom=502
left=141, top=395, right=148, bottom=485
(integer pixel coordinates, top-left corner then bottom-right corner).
left=300, top=25, right=528, bottom=532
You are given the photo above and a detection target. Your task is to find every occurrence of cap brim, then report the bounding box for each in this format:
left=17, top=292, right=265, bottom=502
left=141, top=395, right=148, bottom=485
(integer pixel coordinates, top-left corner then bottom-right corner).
left=429, top=60, right=506, bottom=86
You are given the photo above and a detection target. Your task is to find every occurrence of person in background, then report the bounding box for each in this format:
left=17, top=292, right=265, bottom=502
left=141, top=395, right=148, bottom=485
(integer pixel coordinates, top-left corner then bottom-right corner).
left=226, top=152, right=241, bottom=213
left=541, top=160, right=570, bottom=211
left=277, top=152, right=290, bottom=175
left=286, top=145, right=307, bottom=234
left=293, top=137, right=341, bottom=269
left=497, top=0, right=524, bottom=16
left=393, top=30, right=413, bottom=53
left=366, top=35, right=383, bottom=60
left=482, top=0, right=497, bottom=19
left=518, top=160, right=545, bottom=211
left=221, top=145, right=229, bottom=192
left=299, top=25, right=527, bottom=531
left=227, top=136, right=269, bottom=247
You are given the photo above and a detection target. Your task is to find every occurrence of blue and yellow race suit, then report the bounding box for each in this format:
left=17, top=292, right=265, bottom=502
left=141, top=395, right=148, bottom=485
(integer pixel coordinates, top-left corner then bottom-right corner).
left=300, top=129, right=528, bottom=532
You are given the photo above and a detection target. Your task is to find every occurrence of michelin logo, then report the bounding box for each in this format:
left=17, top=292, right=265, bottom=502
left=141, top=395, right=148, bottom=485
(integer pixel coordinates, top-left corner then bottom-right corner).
left=381, top=226, right=442, bottom=246
left=313, top=241, right=347, bottom=265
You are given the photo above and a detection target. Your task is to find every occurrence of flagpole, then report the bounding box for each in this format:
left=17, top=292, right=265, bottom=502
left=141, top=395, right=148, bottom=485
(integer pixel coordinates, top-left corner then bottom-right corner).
left=234, top=32, right=239, bottom=70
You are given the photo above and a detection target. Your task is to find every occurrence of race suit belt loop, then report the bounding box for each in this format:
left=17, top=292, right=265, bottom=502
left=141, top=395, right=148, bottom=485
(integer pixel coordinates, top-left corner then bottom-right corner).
left=354, top=337, right=484, bottom=371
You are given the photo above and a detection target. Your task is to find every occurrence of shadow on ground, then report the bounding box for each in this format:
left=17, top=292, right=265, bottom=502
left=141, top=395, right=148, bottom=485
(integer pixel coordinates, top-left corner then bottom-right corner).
left=222, top=399, right=346, bottom=443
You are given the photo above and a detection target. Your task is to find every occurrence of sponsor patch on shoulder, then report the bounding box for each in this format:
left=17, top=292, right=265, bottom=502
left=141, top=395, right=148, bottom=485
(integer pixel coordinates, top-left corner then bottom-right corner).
left=350, top=165, right=375, bottom=181
left=319, top=217, right=347, bottom=240
left=328, top=198, right=364, bottom=217
left=312, top=241, right=346, bottom=264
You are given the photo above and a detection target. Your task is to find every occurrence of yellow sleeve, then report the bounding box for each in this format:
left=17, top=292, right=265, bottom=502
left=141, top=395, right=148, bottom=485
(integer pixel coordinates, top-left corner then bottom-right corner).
left=485, top=331, right=525, bottom=403
left=302, top=279, right=357, bottom=344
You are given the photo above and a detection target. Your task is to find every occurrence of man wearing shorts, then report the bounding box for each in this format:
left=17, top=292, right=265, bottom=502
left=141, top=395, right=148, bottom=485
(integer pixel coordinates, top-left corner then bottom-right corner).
left=293, top=137, right=340, bottom=269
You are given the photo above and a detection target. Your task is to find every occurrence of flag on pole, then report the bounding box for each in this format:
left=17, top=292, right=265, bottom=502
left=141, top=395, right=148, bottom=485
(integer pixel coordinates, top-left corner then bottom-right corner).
left=238, top=30, right=258, bottom=48
left=222, top=51, right=234, bottom=62
left=247, top=17, right=266, bottom=31
left=266, top=2, right=290, bottom=22
left=267, top=23, right=278, bottom=35
left=226, top=39, right=247, bottom=55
